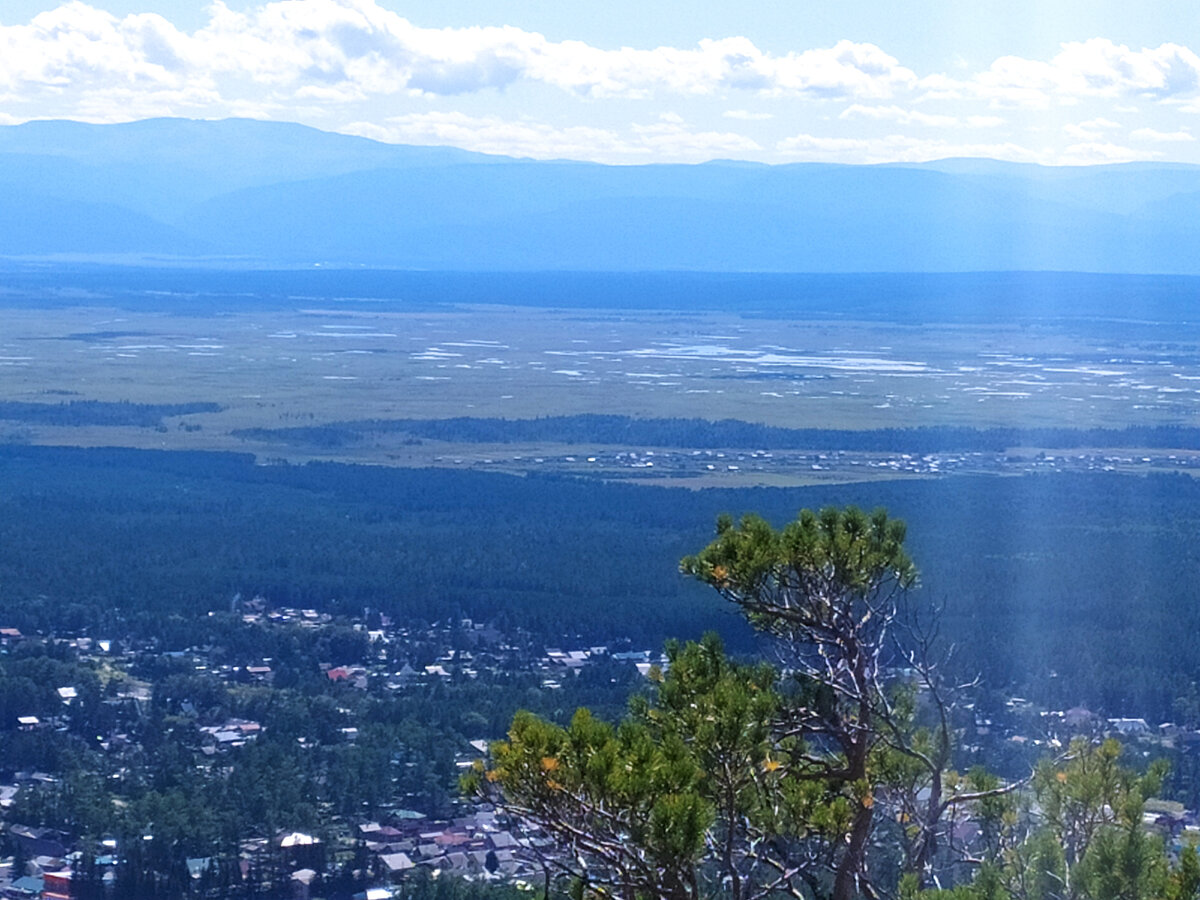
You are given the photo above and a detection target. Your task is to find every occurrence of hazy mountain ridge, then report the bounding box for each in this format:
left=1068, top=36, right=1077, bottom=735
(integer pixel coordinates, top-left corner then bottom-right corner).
left=4, top=117, right=1200, bottom=271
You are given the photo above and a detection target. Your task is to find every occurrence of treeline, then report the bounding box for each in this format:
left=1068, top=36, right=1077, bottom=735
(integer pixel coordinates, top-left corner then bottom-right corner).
left=3, top=269, right=1200, bottom=324
left=0, top=400, right=221, bottom=428
left=5, top=444, right=1200, bottom=721
left=235, top=414, right=1200, bottom=453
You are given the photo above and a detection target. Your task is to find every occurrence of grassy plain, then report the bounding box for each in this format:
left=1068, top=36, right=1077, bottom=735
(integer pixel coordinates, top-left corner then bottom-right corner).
left=6, top=290, right=1200, bottom=485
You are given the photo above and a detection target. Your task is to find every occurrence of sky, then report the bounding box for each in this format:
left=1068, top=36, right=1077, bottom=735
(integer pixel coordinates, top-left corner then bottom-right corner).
left=2, top=0, right=1200, bottom=165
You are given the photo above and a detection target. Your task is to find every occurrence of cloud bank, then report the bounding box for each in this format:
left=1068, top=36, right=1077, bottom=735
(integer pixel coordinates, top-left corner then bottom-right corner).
left=0, top=0, right=916, bottom=104
left=1, top=0, right=1199, bottom=164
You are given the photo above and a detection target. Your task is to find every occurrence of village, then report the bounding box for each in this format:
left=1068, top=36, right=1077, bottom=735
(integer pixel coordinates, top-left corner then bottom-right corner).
left=428, top=445, right=1200, bottom=484
left=2, top=603, right=1199, bottom=900
left=0, top=603, right=663, bottom=899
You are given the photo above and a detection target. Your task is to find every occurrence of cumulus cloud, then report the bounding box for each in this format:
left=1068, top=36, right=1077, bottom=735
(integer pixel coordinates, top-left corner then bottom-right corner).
left=631, top=118, right=762, bottom=157
left=1130, top=127, right=1194, bottom=142
left=911, top=40, right=1200, bottom=111
left=1059, top=141, right=1160, bottom=163
left=838, top=105, right=1007, bottom=130
left=0, top=0, right=916, bottom=105
left=0, top=2, right=1197, bottom=165
left=839, top=104, right=957, bottom=127
left=344, top=111, right=760, bottom=162
left=973, top=39, right=1200, bottom=107
left=775, top=131, right=1156, bottom=166
left=0, top=3, right=198, bottom=101
left=1064, top=118, right=1123, bottom=141
left=776, top=132, right=1041, bottom=164
left=723, top=109, right=774, bottom=121
left=343, top=113, right=632, bottom=160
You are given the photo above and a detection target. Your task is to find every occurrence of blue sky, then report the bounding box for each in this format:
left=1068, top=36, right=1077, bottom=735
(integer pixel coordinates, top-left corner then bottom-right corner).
left=3, top=0, right=1200, bottom=164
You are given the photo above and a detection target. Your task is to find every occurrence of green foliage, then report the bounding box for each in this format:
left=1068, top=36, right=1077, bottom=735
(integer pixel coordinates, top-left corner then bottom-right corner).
left=1168, top=845, right=1200, bottom=900
left=486, top=505, right=1200, bottom=900
left=1033, top=738, right=1167, bottom=870
left=680, top=505, right=914, bottom=639
left=683, top=505, right=921, bottom=900
left=481, top=506, right=929, bottom=900
left=915, top=738, right=1180, bottom=900
left=1075, top=820, right=1166, bottom=900
left=473, top=635, right=831, bottom=900
left=482, top=705, right=711, bottom=895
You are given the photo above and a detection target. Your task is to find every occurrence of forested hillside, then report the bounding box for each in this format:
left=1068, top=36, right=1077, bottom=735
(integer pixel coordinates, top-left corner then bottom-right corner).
left=2, top=444, right=1198, bottom=722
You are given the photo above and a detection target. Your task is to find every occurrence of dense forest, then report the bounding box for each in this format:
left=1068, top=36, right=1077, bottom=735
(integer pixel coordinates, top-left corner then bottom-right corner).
left=235, top=414, right=1200, bottom=454
left=2, top=444, right=1200, bottom=722
left=0, top=400, right=221, bottom=428
left=3, top=268, right=1200, bottom=324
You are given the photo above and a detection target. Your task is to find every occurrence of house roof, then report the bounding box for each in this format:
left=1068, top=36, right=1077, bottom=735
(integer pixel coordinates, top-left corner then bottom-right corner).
left=380, top=852, right=414, bottom=872
left=279, top=832, right=319, bottom=848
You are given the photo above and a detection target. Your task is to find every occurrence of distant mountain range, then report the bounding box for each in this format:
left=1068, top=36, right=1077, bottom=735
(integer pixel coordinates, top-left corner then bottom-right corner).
left=4, top=117, right=1200, bottom=272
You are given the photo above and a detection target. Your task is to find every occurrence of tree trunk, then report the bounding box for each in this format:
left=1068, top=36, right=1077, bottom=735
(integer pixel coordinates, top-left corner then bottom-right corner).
left=913, top=768, right=944, bottom=884
left=834, top=800, right=874, bottom=900
left=834, top=657, right=874, bottom=900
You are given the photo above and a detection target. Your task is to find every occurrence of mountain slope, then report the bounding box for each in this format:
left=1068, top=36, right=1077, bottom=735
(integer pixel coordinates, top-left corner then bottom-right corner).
left=2, top=117, right=1199, bottom=272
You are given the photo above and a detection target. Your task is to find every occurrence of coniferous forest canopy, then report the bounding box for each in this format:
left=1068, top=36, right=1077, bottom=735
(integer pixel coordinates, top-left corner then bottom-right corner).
left=2, top=442, right=1199, bottom=721
left=7, top=269, right=1200, bottom=899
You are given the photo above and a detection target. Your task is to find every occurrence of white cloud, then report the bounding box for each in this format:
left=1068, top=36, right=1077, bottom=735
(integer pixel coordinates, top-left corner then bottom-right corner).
left=776, top=132, right=1046, bottom=164
left=912, top=73, right=968, bottom=104
left=1058, top=141, right=1160, bottom=163
left=839, top=105, right=1006, bottom=130
left=723, top=109, right=774, bottom=121
left=912, top=40, right=1200, bottom=111
left=1064, top=118, right=1129, bottom=142
left=0, top=1, right=916, bottom=105
left=344, top=111, right=760, bottom=162
left=343, top=113, right=631, bottom=160
left=972, top=39, right=1200, bottom=108
left=1130, top=127, right=1194, bottom=142
left=0, top=3, right=196, bottom=92
left=839, top=104, right=957, bottom=128
left=1064, top=123, right=1098, bottom=141
left=0, top=3, right=1197, bottom=166
left=631, top=119, right=762, bottom=157
left=774, top=131, right=1155, bottom=166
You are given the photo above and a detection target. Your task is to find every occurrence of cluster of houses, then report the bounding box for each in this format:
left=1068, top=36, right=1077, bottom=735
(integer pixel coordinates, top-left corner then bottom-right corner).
left=236, top=597, right=333, bottom=628
left=357, top=807, right=536, bottom=883
left=0, top=607, right=664, bottom=899
left=198, top=718, right=264, bottom=753
left=17, top=597, right=1200, bottom=899
left=0, top=805, right=548, bottom=900
left=0, top=826, right=74, bottom=899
